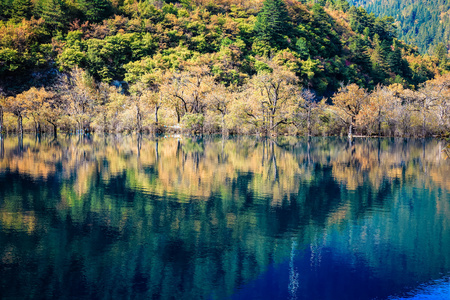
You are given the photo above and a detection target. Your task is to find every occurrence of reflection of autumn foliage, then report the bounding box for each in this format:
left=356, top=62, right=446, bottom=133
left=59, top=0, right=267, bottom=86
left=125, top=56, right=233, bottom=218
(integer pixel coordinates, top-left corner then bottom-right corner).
left=444, top=144, right=450, bottom=160
left=1, top=135, right=449, bottom=206
left=330, top=139, right=450, bottom=191
left=0, top=135, right=449, bottom=300
left=1, top=135, right=449, bottom=238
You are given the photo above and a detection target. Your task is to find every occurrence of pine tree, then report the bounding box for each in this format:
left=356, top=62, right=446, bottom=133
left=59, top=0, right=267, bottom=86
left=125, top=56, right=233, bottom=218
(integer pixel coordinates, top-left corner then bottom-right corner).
left=435, top=42, right=448, bottom=65
left=78, top=0, right=113, bottom=23
left=254, top=0, right=292, bottom=48
left=350, top=36, right=371, bottom=73
left=35, top=0, right=68, bottom=32
left=387, top=41, right=403, bottom=74
left=11, top=0, right=32, bottom=21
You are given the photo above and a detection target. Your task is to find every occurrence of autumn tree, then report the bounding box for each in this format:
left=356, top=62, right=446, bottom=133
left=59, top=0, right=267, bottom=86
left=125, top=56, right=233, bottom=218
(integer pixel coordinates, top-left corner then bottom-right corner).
left=244, top=59, right=298, bottom=134
left=5, top=91, right=28, bottom=134
left=332, top=83, right=368, bottom=138
left=416, top=74, right=450, bottom=136
left=291, top=88, right=324, bottom=136
left=23, top=87, right=54, bottom=134
left=93, top=82, right=127, bottom=133
left=0, top=88, right=4, bottom=133
left=134, top=69, right=165, bottom=127
left=358, top=85, right=397, bottom=136
left=207, top=82, right=235, bottom=134
left=128, top=82, right=158, bottom=133
left=60, top=67, right=97, bottom=133
left=41, top=90, right=66, bottom=136
left=161, top=65, right=214, bottom=126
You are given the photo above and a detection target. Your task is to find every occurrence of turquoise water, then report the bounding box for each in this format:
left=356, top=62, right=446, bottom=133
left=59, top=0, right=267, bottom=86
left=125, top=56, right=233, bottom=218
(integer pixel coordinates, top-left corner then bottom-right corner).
left=0, top=135, right=449, bottom=299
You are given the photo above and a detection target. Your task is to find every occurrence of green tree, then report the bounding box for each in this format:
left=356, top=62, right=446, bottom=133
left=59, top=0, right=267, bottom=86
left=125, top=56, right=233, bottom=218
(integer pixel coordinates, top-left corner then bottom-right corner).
left=254, top=0, right=292, bottom=48
left=349, top=36, right=371, bottom=73
left=11, top=0, right=32, bottom=21
left=34, top=0, right=68, bottom=33
left=78, top=0, right=113, bottom=23
left=435, top=42, right=448, bottom=65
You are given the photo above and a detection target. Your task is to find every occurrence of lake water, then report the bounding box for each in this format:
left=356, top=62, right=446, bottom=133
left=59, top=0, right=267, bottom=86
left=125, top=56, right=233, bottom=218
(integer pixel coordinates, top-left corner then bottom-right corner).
left=0, top=135, right=449, bottom=300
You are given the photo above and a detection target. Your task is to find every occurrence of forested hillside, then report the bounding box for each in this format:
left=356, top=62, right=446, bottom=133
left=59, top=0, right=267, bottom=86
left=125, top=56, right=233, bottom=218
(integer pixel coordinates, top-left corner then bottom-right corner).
left=348, top=0, right=450, bottom=54
left=1, top=0, right=445, bottom=92
left=0, top=0, right=449, bottom=137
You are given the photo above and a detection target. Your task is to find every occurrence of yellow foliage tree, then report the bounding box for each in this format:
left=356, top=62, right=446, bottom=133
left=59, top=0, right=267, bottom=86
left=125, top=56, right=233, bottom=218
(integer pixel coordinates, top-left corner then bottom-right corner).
left=332, top=83, right=368, bottom=138
left=246, top=59, right=298, bottom=134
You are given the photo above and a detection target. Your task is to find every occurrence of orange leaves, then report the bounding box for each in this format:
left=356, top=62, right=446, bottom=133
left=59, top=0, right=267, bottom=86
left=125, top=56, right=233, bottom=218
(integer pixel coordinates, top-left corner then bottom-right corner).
left=332, top=84, right=367, bottom=121
left=5, top=87, right=53, bottom=117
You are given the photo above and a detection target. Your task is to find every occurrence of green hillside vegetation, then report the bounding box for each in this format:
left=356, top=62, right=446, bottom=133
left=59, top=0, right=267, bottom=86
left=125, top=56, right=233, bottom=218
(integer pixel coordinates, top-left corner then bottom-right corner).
left=348, top=0, right=450, bottom=54
left=0, top=0, right=449, bottom=137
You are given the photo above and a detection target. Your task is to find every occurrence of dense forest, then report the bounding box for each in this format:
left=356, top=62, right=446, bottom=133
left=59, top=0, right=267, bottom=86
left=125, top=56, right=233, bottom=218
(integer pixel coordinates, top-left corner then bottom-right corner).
left=348, top=0, right=450, bottom=54
left=0, top=0, right=449, bottom=137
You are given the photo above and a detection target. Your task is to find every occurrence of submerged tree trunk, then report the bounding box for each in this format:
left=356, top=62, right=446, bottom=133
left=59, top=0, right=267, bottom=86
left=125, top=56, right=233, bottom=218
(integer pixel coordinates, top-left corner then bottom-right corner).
left=348, top=116, right=356, bottom=139
left=47, top=120, right=57, bottom=138
left=18, top=134, right=23, bottom=152
left=53, top=123, right=57, bottom=138
left=35, top=122, right=41, bottom=135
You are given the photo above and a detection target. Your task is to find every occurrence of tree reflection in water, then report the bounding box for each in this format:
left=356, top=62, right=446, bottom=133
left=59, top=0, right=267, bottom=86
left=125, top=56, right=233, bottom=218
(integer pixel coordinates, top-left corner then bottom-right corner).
left=0, top=135, right=449, bottom=299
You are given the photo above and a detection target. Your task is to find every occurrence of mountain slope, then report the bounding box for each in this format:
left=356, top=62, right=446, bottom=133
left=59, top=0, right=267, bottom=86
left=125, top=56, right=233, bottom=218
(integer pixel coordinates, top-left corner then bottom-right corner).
left=0, top=0, right=444, bottom=95
left=348, top=0, right=450, bottom=53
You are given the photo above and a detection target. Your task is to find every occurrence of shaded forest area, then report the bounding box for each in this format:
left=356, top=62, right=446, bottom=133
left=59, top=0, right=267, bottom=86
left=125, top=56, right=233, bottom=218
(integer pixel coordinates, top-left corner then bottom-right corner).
left=0, top=0, right=449, bottom=137
left=349, top=0, right=450, bottom=54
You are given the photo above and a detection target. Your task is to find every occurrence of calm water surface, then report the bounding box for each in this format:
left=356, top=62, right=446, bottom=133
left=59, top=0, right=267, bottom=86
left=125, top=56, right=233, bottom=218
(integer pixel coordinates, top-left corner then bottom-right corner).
left=0, top=135, right=449, bottom=300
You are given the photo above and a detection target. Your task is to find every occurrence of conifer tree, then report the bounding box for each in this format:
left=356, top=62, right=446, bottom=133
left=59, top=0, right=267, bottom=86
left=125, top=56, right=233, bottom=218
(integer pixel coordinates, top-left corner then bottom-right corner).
left=254, top=0, right=292, bottom=48
left=78, top=0, right=113, bottom=23
left=35, top=0, right=68, bottom=32
left=11, top=0, right=32, bottom=21
left=387, top=41, right=403, bottom=74
left=435, top=43, right=448, bottom=65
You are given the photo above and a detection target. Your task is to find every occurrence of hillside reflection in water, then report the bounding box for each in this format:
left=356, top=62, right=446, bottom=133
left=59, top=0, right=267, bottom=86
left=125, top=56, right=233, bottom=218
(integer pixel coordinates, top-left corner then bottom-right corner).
left=0, top=135, right=449, bottom=300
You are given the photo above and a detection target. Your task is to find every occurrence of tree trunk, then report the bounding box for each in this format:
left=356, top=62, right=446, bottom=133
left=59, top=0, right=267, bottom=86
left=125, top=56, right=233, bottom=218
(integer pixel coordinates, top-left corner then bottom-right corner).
left=17, top=114, right=23, bottom=135
left=221, top=113, right=226, bottom=135
left=307, top=136, right=311, bottom=165
left=307, top=108, right=311, bottom=137
left=35, top=122, right=41, bottom=135
left=103, top=114, right=107, bottom=133
left=176, top=107, right=181, bottom=123
left=348, top=123, right=353, bottom=139
left=53, top=123, right=57, bottom=138
left=422, top=110, right=426, bottom=138
left=155, top=104, right=159, bottom=124
left=269, top=112, right=275, bottom=135
left=18, top=134, right=23, bottom=151
left=136, top=107, right=142, bottom=133
left=0, top=134, right=4, bottom=159
left=0, top=106, right=3, bottom=133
